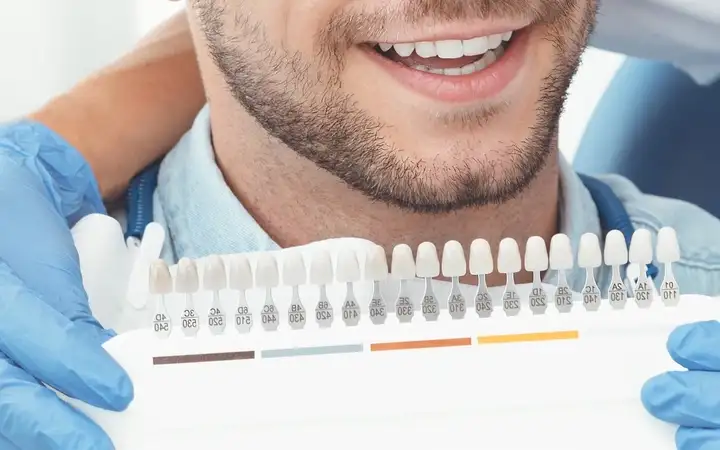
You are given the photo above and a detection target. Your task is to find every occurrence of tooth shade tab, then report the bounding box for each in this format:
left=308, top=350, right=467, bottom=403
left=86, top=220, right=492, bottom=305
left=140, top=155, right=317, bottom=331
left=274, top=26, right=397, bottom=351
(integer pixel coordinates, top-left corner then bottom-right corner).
left=469, top=239, right=494, bottom=275
left=255, top=253, right=280, bottom=288
left=175, top=257, right=199, bottom=293
left=578, top=233, right=602, bottom=269
left=364, top=245, right=389, bottom=281
left=524, top=236, right=549, bottom=272
left=629, top=229, right=654, bottom=265
left=603, top=230, right=628, bottom=266
left=309, top=249, right=334, bottom=285
left=415, top=242, right=440, bottom=278
left=149, top=259, right=173, bottom=295
left=228, top=254, right=254, bottom=290
left=282, top=250, right=307, bottom=286
left=391, top=244, right=416, bottom=280
left=441, top=240, right=467, bottom=277
left=497, top=238, right=521, bottom=274
left=549, top=234, right=573, bottom=270
left=657, top=227, right=680, bottom=263
left=336, top=248, right=361, bottom=283
left=203, top=255, right=227, bottom=290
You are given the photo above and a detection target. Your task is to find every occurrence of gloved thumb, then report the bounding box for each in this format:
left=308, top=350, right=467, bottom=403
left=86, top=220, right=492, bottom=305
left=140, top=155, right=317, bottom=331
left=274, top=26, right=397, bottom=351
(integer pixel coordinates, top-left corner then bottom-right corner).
left=0, top=259, right=132, bottom=411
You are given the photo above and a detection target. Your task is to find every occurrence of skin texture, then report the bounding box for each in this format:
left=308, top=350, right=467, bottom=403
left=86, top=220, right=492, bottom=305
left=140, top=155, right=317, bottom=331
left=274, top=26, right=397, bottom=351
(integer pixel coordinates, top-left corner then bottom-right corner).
left=185, top=0, right=597, bottom=285
left=31, top=11, right=205, bottom=199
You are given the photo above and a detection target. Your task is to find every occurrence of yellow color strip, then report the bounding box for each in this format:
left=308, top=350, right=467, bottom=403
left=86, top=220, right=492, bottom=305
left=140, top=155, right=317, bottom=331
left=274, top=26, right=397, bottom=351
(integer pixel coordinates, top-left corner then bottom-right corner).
left=477, top=330, right=579, bottom=345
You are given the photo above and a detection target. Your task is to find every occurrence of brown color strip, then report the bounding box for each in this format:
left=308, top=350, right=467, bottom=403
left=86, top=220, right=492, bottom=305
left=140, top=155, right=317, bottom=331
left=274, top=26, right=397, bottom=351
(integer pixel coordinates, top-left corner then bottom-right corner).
left=153, top=350, right=255, bottom=365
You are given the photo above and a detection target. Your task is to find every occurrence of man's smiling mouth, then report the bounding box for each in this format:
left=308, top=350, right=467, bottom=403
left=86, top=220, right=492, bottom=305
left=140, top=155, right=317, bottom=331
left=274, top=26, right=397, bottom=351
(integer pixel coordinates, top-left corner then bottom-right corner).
left=369, top=30, right=516, bottom=76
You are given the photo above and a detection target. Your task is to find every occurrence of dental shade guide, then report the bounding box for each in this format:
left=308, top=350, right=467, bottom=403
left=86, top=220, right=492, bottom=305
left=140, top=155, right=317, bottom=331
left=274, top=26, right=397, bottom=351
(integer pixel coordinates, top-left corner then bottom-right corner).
left=65, top=222, right=720, bottom=450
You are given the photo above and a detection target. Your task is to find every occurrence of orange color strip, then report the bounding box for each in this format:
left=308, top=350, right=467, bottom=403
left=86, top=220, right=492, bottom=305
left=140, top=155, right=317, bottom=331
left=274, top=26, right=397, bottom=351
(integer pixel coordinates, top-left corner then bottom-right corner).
left=477, top=330, right=579, bottom=345
left=371, top=337, right=472, bottom=352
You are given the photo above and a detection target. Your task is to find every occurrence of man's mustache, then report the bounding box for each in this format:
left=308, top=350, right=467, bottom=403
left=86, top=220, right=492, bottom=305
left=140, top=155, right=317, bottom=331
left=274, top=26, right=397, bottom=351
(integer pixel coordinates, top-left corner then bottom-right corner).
left=319, top=0, right=578, bottom=58
left=396, top=0, right=576, bottom=23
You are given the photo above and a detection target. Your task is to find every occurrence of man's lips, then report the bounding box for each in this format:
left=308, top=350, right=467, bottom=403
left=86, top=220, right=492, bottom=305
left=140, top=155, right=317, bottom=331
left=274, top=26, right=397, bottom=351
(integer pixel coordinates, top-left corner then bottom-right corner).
left=361, top=26, right=531, bottom=103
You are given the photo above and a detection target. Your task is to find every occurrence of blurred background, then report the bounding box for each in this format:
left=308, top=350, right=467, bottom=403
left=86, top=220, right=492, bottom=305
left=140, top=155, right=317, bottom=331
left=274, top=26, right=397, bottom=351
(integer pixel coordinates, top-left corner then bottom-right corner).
left=0, top=0, right=626, bottom=161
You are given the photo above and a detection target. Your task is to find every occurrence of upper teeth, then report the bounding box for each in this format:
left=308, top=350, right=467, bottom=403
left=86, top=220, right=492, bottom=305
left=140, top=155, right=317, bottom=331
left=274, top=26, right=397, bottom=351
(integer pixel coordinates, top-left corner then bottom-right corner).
left=378, top=31, right=512, bottom=59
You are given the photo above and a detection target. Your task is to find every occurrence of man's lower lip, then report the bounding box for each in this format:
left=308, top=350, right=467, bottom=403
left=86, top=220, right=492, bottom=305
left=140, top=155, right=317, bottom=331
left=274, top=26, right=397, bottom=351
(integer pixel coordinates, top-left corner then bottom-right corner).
left=364, top=29, right=529, bottom=103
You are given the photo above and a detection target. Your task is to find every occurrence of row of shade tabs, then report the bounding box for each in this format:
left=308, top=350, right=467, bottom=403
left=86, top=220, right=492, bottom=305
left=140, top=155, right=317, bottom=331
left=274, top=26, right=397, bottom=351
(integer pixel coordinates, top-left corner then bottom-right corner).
left=149, top=227, right=679, bottom=295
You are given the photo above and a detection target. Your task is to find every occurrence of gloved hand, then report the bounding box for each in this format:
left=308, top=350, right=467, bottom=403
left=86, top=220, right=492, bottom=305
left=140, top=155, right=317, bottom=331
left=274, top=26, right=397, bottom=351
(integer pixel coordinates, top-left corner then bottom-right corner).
left=0, top=120, right=133, bottom=449
left=642, top=320, right=720, bottom=449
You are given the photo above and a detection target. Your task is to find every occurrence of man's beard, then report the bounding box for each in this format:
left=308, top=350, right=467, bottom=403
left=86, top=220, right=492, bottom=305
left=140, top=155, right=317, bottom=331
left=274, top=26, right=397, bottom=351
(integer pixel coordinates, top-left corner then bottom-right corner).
left=192, top=0, right=597, bottom=214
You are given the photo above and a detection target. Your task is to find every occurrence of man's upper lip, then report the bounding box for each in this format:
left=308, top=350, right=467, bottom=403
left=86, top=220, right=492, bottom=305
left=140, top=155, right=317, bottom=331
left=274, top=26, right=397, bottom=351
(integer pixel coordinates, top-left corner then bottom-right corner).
left=367, top=21, right=530, bottom=44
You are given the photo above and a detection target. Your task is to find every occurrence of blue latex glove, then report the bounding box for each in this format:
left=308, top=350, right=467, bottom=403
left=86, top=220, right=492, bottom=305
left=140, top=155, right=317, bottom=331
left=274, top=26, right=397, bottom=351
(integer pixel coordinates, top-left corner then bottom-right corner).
left=0, top=120, right=133, bottom=449
left=642, top=320, right=720, bottom=449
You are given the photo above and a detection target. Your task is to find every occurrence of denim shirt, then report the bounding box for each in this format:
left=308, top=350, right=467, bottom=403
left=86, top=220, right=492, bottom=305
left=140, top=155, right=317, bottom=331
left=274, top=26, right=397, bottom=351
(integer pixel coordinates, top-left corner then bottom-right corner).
left=153, top=106, right=720, bottom=296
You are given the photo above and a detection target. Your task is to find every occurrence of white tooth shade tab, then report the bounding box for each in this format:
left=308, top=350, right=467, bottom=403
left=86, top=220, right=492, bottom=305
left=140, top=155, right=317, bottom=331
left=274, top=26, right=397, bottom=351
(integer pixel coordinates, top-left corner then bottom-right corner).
left=629, top=229, right=654, bottom=265
left=175, top=257, right=199, bottom=293
left=309, top=249, right=334, bottom=285
left=603, top=230, right=628, bottom=266
left=441, top=240, right=467, bottom=277
left=391, top=244, right=416, bottom=280
left=228, top=254, right=254, bottom=290
left=203, top=255, right=227, bottom=290
left=578, top=233, right=602, bottom=269
left=282, top=250, right=306, bottom=286
left=497, top=238, right=521, bottom=274
left=524, top=236, right=548, bottom=272
left=149, top=259, right=173, bottom=295
left=469, top=239, right=494, bottom=275
left=549, top=234, right=573, bottom=270
left=255, top=253, right=280, bottom=288
left=656, top=227, right=680, bottom=263
left=364, top=245, right=388, bottom=280
left=415, top=242, right=440, bottom=278
left=336, top=248, right=361, bottom=283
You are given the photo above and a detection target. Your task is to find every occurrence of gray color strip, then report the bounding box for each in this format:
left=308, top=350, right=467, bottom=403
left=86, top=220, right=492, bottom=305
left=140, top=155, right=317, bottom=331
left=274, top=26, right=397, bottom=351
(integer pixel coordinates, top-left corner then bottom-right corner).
left=261, top=344, right=363, bottom=359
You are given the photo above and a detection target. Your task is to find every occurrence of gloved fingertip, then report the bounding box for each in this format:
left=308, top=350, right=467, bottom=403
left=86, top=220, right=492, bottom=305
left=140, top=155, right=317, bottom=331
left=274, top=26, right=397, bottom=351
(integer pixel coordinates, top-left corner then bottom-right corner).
left=676, top=426, right=720, bottom=450
left=78, top=361, right=135, bottom=412
left=641, top=372, right=684, bottom=417
left=57, top=324, right=134, bottom=411
left=668, top=321, right=720, bottom=371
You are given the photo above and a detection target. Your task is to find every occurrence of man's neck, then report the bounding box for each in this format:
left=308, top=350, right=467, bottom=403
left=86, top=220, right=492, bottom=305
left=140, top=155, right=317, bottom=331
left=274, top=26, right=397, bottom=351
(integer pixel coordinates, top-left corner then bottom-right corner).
left=210, top=105, right=560, bottom=286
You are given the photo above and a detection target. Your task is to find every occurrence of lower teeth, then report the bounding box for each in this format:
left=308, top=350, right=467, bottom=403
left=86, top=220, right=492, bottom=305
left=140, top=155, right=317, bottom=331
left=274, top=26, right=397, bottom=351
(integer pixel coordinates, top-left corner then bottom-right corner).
left=411, top=46, right=505, bottom=76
